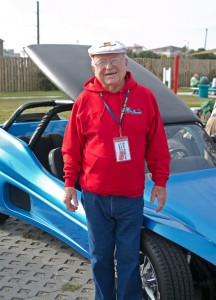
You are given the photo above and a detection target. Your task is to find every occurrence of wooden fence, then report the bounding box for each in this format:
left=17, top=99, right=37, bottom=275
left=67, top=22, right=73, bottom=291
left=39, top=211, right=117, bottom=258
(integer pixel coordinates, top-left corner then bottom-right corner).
left=0, top=57, right=40, bottom=91
left=1, top=56, right=216, bottom=92
left=135, top=58, right=216, bottom=87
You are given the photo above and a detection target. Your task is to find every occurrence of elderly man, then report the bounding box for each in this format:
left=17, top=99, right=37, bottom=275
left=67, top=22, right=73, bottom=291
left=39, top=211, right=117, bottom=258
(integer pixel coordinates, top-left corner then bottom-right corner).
left=62, top=41, right=170, bottom=300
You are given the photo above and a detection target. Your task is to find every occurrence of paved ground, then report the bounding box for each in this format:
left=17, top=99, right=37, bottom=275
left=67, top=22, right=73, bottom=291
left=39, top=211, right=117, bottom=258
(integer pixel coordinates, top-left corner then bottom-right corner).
left=0, top=217, right=94, bottom=300
left=0, top=218, right=203, bottom=300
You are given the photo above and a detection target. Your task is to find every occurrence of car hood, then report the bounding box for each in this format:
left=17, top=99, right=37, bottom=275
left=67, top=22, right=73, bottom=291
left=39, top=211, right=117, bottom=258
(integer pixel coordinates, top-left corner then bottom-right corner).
left=144, top=168, right=216, bottom=265
left=24, top=44, right=199, bottom=125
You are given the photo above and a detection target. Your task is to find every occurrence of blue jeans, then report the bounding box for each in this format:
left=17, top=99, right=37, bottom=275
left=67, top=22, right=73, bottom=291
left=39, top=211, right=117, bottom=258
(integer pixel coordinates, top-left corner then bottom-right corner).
left=81, top=190, right=144, bottom=300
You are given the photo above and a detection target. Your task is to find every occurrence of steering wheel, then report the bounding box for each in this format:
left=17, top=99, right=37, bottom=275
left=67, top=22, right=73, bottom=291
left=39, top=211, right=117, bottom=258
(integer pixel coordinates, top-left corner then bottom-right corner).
left=169, top=148, right=188, bottom=159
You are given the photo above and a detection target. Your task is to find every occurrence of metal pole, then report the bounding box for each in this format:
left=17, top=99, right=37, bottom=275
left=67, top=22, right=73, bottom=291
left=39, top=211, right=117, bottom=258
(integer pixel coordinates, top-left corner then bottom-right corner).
left=173, top=56, right=179, bottom=94
left=204, top=28, right=208, bottom=49
left=37, top=1, right=40, bottom=44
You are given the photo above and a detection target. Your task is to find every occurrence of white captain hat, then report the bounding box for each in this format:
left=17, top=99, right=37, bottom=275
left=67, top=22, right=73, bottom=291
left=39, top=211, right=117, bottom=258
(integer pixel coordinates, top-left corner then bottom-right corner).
left=88, top=41, right=127, bottom=57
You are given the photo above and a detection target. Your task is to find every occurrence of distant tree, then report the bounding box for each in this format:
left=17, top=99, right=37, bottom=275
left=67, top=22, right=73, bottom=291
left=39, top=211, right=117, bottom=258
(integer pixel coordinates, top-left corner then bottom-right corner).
left=188, top=49, right=195, bottom=55
left=189, top=48, right=216, bottom=59
left=38, top=72, right=58, bottom=91
left=126, top=49, right=134, bottom=58
left=181, top=46, right=188, bottom=53
left=127, top=50, right=161, bottom=59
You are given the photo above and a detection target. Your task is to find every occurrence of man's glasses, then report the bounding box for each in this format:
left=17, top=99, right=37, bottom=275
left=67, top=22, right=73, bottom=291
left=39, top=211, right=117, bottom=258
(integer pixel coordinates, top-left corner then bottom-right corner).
left=93, top=56, right=124, bottom=69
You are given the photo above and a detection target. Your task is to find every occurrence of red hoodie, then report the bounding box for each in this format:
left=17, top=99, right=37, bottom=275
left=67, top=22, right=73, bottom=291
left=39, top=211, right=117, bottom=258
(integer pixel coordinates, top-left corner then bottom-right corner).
left=62, top=72, right=170, bottom=197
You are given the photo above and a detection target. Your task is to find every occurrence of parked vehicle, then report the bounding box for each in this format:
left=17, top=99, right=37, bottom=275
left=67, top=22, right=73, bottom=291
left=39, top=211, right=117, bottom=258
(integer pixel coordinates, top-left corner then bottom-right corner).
left=0, top=44, right=216, bottom=300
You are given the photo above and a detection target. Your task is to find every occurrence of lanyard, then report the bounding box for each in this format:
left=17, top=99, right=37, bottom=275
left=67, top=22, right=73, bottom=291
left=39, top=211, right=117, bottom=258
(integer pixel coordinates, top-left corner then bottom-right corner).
left=100, top=90, right=129, bottom=136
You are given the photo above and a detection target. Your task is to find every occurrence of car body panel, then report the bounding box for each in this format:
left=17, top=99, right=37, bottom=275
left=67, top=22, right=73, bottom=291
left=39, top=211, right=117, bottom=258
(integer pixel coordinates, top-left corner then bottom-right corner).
left=3, top=119, right=68, bottom=137
left=0, top=126, right=89, bottom=258
left=24, top=44, right=199, bottom=125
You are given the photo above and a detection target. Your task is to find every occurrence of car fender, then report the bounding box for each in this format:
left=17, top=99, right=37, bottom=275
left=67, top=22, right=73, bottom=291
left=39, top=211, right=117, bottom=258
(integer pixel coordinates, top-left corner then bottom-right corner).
left=143, top=169, right=216, bottom=266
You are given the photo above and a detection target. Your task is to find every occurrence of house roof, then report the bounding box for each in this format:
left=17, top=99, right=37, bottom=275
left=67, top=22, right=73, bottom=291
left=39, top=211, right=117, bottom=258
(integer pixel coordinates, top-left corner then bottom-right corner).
left=150, top=46, right=182, bottom=52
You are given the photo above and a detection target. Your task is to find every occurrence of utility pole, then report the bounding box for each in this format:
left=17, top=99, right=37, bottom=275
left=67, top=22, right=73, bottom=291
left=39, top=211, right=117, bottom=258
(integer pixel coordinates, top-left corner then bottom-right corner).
left=204, top=28, right=208, bottom=49
left=37, top=1, right=40, bottom=44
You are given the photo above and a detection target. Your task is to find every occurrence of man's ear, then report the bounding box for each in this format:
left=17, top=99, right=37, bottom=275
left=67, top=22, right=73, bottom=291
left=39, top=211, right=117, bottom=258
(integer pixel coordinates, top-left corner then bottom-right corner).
left=91, top=65, right=96, bottom=73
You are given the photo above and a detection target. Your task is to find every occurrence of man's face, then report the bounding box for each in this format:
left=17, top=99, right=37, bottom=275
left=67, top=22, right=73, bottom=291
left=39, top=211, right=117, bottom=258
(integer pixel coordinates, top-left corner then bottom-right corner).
left=91, top=53, right=128, bottom=92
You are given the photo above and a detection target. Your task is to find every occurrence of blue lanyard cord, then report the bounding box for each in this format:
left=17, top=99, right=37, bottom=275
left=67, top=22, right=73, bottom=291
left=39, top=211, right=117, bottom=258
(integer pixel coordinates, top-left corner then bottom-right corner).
left=100, top=90, right=130, bottom=135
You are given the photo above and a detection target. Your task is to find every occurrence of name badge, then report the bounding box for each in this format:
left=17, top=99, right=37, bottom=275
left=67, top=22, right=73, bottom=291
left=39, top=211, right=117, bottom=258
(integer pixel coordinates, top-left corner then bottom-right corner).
left=113, top=136, right=131, bottom=162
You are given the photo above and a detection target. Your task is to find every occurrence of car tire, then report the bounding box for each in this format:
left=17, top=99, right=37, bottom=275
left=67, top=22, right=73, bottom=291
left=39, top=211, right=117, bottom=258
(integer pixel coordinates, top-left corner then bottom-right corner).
left=0, top=213, right=9, bottom=223
left=140, top=228, right=194, bottom=300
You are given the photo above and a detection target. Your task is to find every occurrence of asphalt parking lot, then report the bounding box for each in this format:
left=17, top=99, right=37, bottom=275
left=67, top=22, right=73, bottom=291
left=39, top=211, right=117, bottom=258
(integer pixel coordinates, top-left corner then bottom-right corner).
left=0, top=217, right=94, bottom=300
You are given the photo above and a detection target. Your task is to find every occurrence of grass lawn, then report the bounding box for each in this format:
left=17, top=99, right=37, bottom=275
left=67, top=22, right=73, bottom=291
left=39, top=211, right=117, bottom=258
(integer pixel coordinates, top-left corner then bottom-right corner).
left=176, top=87, right=213, bottom=107
left=0, top=91, right=69, bottom=124
left=178, top=94, right=205, bottom=108
left=0, top=88, right=215, bottom=124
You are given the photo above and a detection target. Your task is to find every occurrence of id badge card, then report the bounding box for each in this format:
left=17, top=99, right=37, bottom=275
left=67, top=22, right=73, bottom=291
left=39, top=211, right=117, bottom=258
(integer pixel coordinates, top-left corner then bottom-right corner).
left=113, top=136, right=131, bottom=162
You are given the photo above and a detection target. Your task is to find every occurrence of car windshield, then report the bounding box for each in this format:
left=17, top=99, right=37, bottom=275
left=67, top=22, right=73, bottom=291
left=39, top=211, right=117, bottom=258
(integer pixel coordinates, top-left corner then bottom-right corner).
left=165, top=123, right=216, bottom=174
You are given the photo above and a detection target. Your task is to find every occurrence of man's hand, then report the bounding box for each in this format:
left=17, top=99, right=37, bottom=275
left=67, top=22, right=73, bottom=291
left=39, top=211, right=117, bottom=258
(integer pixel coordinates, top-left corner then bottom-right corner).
left=63, top=187, right=79, bottom=212
left=150, top=185, right=167, bottom=213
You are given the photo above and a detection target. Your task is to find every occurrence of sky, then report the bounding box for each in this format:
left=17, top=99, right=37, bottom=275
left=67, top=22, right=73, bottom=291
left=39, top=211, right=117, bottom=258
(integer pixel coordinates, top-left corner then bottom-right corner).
left=0, top=0, right=215, bottom=55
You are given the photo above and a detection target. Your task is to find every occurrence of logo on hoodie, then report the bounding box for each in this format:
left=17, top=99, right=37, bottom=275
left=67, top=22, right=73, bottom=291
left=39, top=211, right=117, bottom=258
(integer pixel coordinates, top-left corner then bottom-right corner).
left=125, top=107, right=142, bottom=114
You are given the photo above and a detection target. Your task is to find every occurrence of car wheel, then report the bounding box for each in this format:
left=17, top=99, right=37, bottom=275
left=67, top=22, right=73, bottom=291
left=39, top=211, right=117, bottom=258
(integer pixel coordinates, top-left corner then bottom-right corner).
left=0, top=213, right=9, bottom=223
left=140, top=229, right=194, bottom=300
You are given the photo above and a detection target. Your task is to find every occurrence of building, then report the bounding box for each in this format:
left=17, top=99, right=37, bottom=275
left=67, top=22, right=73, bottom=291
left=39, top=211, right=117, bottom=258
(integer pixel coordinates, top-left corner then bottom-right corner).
left=127, top=43, right=147, bottom=54
left=150, top=46, right=182, bottom=57
left=127, top=44, right=183, bottom=57
left=3, top=49, right=20, bottom=57
left=0, top=38, right=20, bottom=57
